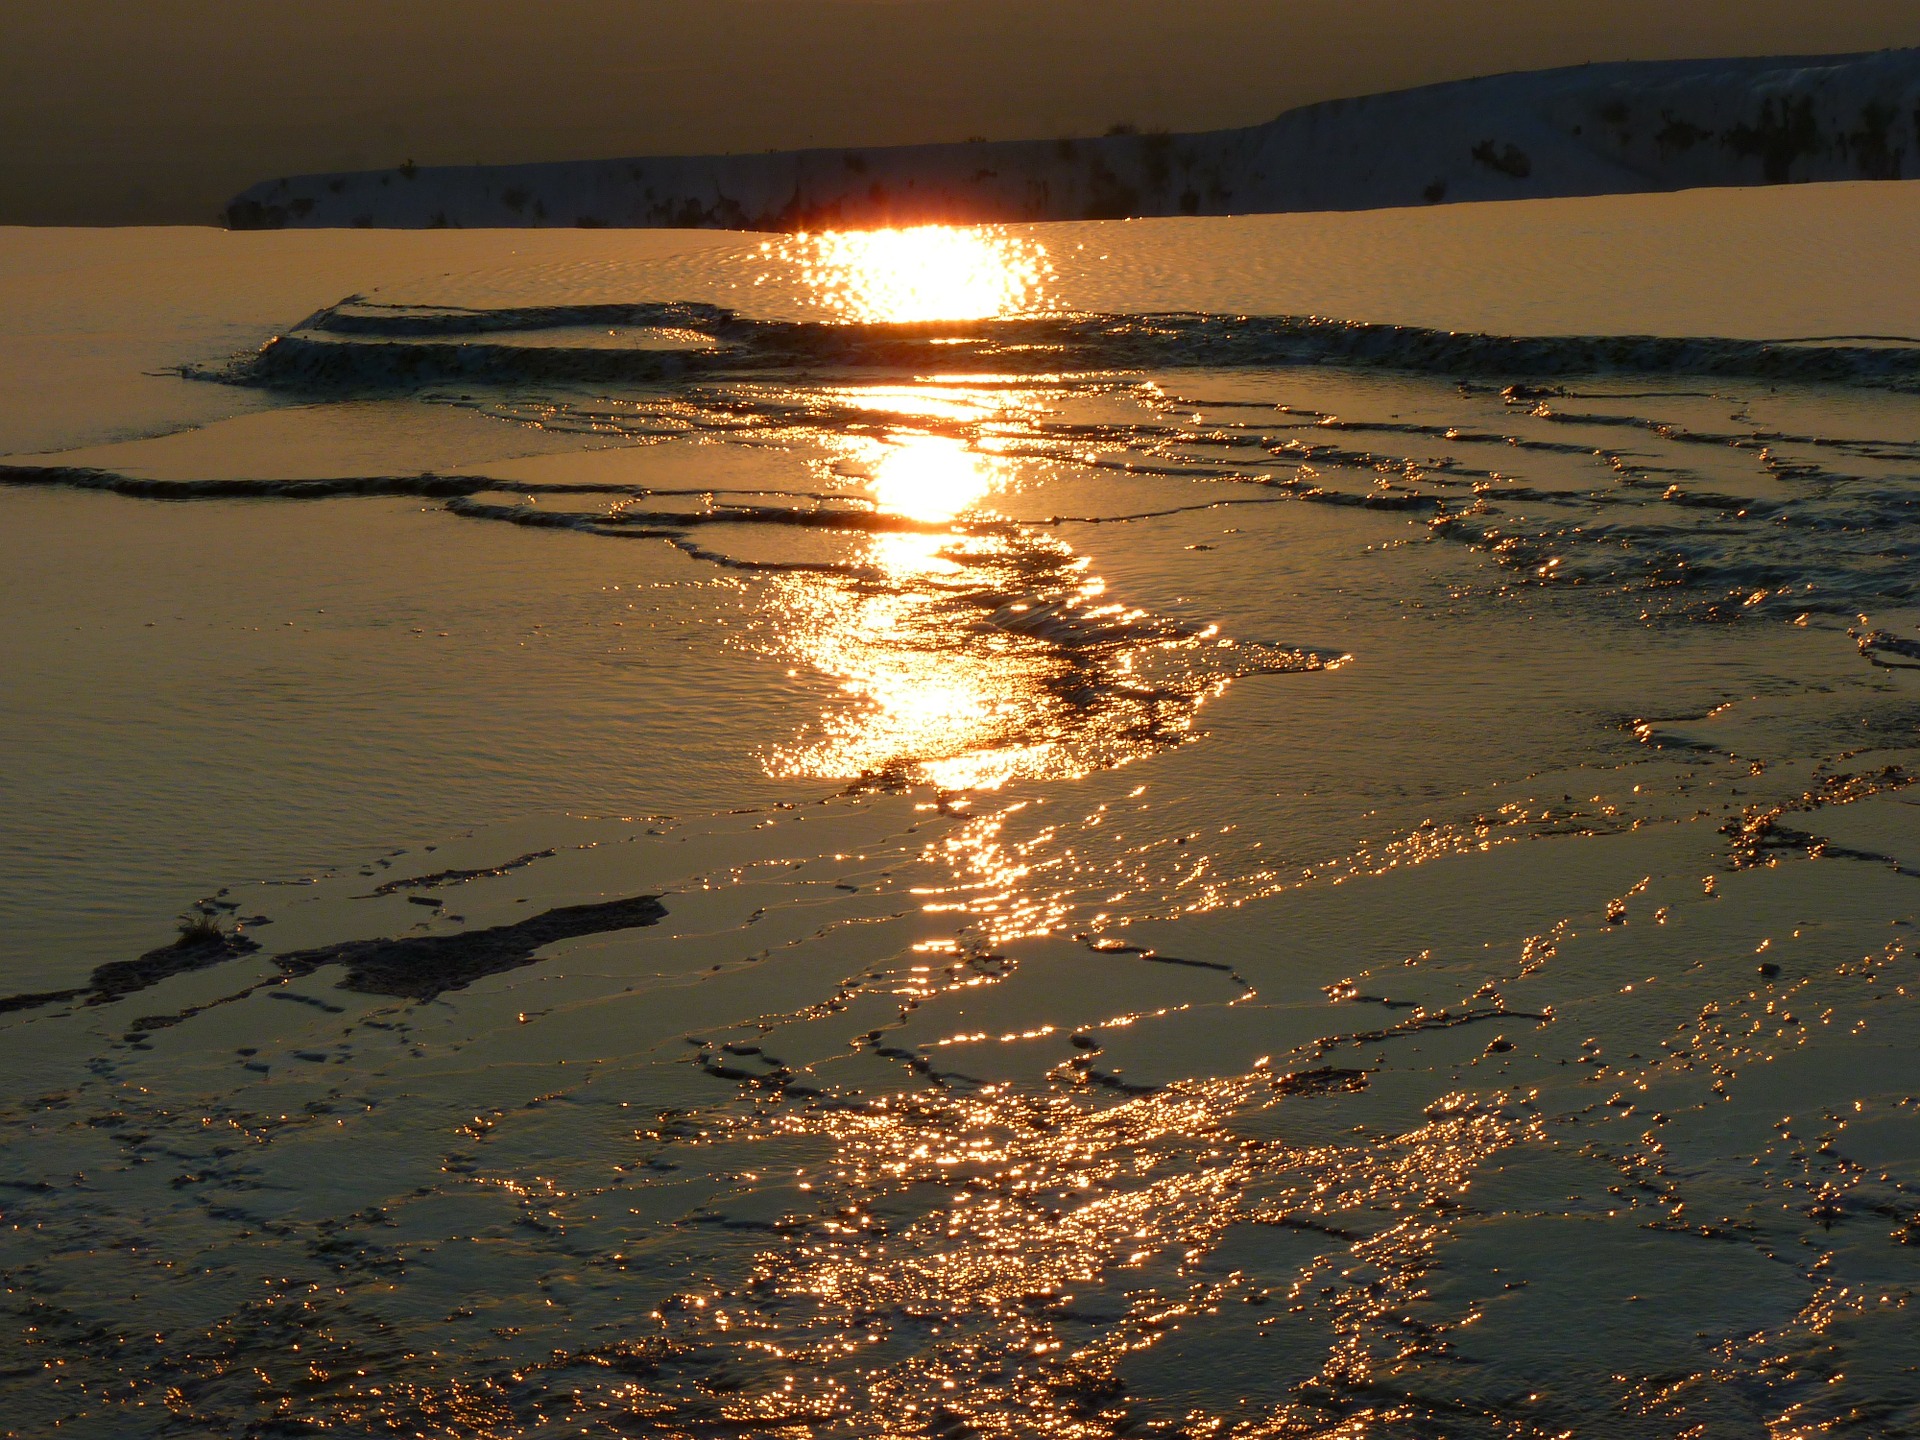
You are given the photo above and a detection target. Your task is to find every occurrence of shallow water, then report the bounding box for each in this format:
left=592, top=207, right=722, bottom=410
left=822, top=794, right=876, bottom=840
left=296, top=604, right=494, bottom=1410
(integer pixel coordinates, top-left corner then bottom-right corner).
left=2, top=187, right=1919, bottom=1437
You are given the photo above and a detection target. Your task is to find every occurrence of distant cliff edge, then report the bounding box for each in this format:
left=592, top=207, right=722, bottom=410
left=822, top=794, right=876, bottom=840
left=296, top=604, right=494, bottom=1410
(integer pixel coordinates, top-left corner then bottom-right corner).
left=228, top=48, right=1920, bottom=231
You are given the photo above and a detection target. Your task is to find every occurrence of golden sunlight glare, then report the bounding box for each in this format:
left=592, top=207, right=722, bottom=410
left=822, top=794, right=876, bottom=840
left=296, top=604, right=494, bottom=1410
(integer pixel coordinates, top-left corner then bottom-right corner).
left=781, top=226, right=1055, bottom=323
left=868, top=433, right=998, bottom=524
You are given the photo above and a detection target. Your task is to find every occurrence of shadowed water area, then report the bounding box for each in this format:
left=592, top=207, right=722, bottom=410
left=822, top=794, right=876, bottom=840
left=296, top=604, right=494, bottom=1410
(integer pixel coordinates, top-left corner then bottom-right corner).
left=1, top=194, right=1919, bottom=1437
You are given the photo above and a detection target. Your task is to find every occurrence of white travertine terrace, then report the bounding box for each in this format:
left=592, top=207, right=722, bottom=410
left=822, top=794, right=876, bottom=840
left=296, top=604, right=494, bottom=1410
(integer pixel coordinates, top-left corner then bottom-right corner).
left=228, top=48, right=1920, bottom=230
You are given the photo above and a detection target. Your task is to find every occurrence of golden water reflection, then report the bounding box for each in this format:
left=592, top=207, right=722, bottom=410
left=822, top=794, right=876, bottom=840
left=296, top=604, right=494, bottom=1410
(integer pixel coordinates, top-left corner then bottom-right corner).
left=761, top=420, right=1224, bottom=795
left=743, top=227, right=1270, bottom=796
left=767, top=429, right=1076, bottom=793
left=866, top=433, right=996, bottom=524
left=769, top=226, right=1055, bottom=323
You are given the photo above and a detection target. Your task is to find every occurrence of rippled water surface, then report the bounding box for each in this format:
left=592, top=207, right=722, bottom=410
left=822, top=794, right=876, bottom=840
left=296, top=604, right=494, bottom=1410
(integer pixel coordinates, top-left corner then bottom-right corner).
left=3, top=191, right=1920, bottom=1437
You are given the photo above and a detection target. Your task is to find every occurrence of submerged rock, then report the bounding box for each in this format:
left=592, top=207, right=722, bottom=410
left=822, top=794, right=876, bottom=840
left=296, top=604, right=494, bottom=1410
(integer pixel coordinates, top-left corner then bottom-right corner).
left=0, top=893, right=668, bottom=1013
left=274, top=892, right=669, bottom=1000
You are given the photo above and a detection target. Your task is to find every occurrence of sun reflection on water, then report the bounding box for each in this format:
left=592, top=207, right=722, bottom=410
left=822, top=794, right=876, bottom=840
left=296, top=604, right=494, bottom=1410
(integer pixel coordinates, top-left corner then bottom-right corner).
left=730, top=242, right=1315, bottom=802
left=867, top=433, right=997, bottom=525
left=770, top=226, right=1056, bottom=323
left=761, top=427, right=1120, bottom=793
left=745, top=377, right=1325, bottom=799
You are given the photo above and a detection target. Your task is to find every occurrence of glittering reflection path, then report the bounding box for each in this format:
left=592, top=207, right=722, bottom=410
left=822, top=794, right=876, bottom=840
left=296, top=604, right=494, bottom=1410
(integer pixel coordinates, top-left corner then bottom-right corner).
left=539, top=1059, right=1510, bottom=1440
left=534, top=1067, right=1440, bottom=1438
left=4, top=732, right=1913, bottom=1437
left=761, top=424, right=1326, bottom=795
left=489, top=774, right=1918, bottom=1440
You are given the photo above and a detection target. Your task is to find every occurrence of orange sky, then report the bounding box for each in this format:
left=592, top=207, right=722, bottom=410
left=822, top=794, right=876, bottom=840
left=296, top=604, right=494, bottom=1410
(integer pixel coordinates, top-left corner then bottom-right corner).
left=4, top=0, right=1917, bottom=223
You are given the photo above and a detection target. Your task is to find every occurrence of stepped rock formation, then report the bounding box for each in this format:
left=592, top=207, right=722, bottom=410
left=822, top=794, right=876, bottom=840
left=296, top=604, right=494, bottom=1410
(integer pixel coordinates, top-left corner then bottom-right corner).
left=227, top=48, right=1920, bottom=230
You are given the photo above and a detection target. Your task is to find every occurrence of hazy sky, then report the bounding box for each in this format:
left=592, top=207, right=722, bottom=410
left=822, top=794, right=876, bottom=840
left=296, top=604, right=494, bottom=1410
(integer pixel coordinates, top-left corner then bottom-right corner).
left=4, top=0, right=1918, bottom=223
